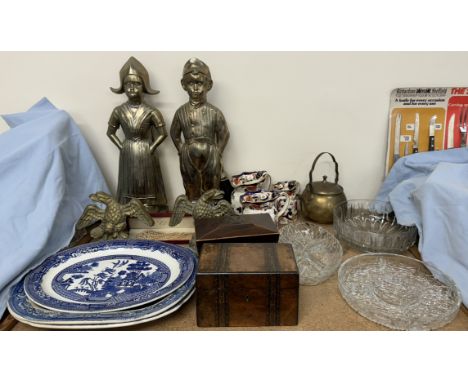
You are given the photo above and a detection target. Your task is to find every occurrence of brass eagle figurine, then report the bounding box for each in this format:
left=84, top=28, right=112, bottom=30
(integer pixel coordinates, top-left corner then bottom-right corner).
left=76, top=191, right=154, bottom=240
left=169, top=189, right=233, bottom=227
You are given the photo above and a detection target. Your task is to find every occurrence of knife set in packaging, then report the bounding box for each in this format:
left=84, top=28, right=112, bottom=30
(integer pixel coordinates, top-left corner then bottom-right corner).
left=386, top=87, right=468, bottom=173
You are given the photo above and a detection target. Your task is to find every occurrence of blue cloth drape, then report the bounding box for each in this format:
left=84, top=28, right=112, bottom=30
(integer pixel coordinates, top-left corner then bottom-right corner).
left=377, top=148, right=468, bottom=307
left=0, top=98, right=109, bottom=317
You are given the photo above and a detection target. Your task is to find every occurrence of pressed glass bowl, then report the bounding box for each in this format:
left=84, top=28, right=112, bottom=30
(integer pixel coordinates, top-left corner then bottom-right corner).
left=338, top=253, right=461, bottom=330
left=333, top=199, right=418, bottom=253
left=279, top=221, right=343, bottom=285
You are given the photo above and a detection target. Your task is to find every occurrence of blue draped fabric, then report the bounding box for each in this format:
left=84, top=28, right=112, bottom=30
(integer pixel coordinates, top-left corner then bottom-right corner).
left=377, top=148, right=468, bottom=306
left=0, top=98, right=109, bottom=316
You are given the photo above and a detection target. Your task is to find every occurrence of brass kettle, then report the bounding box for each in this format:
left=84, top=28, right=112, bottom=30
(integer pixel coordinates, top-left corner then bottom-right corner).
left=301, top=152, right=346, bottom=224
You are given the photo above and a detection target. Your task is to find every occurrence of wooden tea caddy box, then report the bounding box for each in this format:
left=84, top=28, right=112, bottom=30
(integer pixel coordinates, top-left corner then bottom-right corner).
left=196, top=242, right=299, bottom=327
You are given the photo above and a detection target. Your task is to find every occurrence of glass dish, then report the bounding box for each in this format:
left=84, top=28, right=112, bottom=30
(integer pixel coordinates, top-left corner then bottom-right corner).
left=333, top=199, right=418, bottom=253
left=338, top=253, right=461, bottom=330
left=279, top=221, right=342, bottom=285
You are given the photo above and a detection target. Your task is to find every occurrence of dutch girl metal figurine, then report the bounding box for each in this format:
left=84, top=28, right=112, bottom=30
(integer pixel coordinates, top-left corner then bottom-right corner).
left=107, top=56, right=168, bottom=212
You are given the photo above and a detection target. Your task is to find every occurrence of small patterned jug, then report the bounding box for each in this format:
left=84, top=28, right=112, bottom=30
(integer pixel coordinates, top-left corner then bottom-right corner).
left=230, top=171, right=271, bottom=214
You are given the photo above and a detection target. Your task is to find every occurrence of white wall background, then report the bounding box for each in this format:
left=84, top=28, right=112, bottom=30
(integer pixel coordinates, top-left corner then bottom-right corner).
left=1, top=52, right=468, bottom=207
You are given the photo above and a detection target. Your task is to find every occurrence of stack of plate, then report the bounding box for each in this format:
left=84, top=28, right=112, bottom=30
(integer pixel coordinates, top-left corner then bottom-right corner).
left=7, top=240, right=197, bottom=329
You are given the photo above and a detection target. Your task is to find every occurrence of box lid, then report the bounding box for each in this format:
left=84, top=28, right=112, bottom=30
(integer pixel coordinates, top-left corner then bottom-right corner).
left=195, top=214, right=278, bottom=243
left=198, top=242, right=298, bottom=275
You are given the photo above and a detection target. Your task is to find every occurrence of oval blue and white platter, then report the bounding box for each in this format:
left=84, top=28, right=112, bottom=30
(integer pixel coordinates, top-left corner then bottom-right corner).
left=23, top=240, right=195, bottom=313
left=8, top=274, right=195, bottom=329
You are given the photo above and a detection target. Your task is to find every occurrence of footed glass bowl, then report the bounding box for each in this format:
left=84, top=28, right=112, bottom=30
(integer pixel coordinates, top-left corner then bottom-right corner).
left=333, top=199, right=418, bottom=253
left=279, top=221, right=342, bottom=285
left=338, top=253, right=461, bottom=330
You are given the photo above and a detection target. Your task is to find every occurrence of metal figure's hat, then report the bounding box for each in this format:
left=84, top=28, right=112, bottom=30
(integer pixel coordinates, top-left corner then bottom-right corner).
left=182, top=57, right=211, bottom=80
left=111, top=56, right=160, bottom=95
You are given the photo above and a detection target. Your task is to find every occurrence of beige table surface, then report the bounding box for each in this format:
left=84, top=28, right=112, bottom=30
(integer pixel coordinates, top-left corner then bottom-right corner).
left=9, top=244, right=468, bottom=331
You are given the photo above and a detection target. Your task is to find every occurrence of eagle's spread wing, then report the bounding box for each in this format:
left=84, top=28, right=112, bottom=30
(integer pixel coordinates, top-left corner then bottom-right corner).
left=216, top=200, right=235, bottom=216
left=193, top=195, right=234, bottom=219
left=169, top=195, right=193, bottom=226
left=123, top=198, right=154, bottom=227
left=76, top=205, right=104, bottom=230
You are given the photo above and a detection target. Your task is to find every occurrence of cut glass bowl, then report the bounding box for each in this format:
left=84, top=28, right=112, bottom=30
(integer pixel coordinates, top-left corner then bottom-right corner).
left=338, top=253, right=461, bottom=330
left=279, top=221, right=343, bottom=285
left=333, top=199, right=418, bottom=253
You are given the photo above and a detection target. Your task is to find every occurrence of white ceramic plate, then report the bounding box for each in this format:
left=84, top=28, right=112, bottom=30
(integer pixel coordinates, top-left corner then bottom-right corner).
left=10, top=289, right=195, bottom=330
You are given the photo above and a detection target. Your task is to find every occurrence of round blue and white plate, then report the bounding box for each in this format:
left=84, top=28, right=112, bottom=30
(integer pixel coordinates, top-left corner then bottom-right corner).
left=24, top=240, right=196, bottom=313
left=8, top=272, right=195, bottom=329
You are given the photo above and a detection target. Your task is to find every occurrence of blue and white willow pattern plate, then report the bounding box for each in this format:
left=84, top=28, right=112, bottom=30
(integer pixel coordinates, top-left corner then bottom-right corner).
left=24, top=240, right=195, bottom=313
left=7, top=271, right=195, bottom=329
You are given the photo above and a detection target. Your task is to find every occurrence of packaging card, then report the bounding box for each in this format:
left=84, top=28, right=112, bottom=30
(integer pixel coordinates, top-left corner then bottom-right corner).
left=386, top=87, right=468, bottom=173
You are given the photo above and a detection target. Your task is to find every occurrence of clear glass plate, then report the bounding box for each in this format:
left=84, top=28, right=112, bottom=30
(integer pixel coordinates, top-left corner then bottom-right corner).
left=338, top=253, right=461, bottom=330
left=333, top=199, right=418, bottom=253
left=279, top=221, right=342, bottom=285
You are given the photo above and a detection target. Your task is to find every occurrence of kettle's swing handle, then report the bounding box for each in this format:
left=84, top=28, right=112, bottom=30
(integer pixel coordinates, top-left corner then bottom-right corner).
left=309, top=152, right=339, bottom=185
